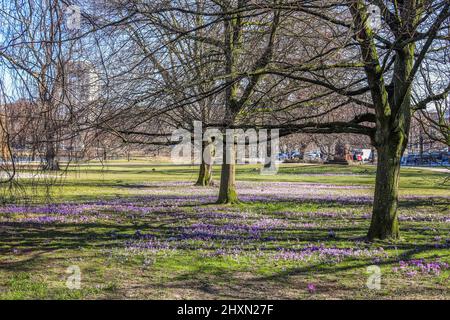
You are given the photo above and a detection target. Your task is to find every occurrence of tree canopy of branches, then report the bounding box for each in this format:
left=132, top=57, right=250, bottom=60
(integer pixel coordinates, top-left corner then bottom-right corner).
left=1, top=0, right=449, bottom=240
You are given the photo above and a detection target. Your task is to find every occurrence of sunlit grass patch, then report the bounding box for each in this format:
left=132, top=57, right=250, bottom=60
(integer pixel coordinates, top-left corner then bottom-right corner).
left=0, top=162, right=448, bottom=299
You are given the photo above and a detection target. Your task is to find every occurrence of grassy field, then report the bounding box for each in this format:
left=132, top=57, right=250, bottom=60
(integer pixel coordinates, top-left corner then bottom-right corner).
left=0, top=162, right=449, bottom=299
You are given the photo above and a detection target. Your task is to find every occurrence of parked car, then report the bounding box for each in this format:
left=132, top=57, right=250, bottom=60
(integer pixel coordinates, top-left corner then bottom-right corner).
left=305, top=151, right=321, bottom=160
left=442, top=153, right=449, bottom=166
left=401, top=151, right=450, bottom=166
left=290, top=151, right=302, bottom=159
left=277, top=153, right=289, bottom=161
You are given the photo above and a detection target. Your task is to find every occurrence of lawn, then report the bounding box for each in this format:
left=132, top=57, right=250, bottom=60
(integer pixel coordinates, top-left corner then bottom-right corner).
left=0, top=162, right=449, bottom=299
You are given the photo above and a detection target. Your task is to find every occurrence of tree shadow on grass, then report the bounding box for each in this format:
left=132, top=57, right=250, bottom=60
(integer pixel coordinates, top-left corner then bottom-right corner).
left=0, top=189, right=448, bottom=299
left=140, top=239, right=449, bottom=299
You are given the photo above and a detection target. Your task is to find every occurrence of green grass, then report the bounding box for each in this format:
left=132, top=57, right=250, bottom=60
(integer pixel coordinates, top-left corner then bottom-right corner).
left=0, top=162, right=448, bottom=299
left=5, top=163, right=448, bottom=202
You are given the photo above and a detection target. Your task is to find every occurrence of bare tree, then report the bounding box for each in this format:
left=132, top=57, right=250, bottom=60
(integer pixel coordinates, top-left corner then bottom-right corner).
left=9, top=0, right=446, bottom=240
left=0, top=0, right=79, bottom=171
left=257, top=0, right=450, bottom=239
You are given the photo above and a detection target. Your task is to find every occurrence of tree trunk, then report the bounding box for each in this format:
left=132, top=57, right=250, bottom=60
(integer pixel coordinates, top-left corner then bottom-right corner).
left=368, top=138, right=404, bottom=240
left=196, top=162, right=213, bottom=186
left=217, top=162, right=238, bottom=203
left=264, top=139, right=272, bottom=168
left=217, top=138, right=238, bottom=204
left=43, top=143, right=59, bottom=171
left=196, top=140, right=214, bottom=186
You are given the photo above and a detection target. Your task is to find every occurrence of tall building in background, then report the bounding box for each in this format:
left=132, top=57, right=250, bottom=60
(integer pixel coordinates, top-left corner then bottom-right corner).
left=59, top=60, right=100, bottom=157
left=64, top=60, right=100, bottom=105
